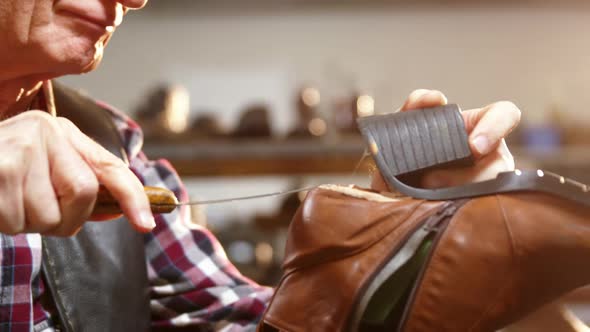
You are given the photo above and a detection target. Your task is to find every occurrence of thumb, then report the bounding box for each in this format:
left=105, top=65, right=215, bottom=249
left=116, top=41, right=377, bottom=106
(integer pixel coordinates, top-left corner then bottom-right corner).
left=462, top=101, right=521, bottom=158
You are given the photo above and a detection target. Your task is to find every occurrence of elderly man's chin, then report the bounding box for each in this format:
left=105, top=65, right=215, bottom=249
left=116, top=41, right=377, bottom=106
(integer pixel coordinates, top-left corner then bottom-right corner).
left=79, top=38, right=108, bottom=73
left=54, top=32, right=112, bottom=76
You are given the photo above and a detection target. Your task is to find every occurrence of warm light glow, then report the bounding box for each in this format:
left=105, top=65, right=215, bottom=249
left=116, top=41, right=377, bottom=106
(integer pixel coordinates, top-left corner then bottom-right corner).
left=369, top=141, right=379, bottom=155
left=308, top=117, right=327, bottom=136
left=16, top=82, right=44, bottom=102
left=15, top=88, right=25, bottom=102
left=164, top=85, right=190, bottom=133
left=255, top=242, right=274, bottom=266
left=302, top=87, right=321, bottom=107
left=298, top=190, right=308, bottom=202
left=114, top=5, right=125, bottom=27
left=562, top=307, right=590, bottom=331
left=357, top=95, right=375, bottom=117
left=189, top=204, right=208, bottom=229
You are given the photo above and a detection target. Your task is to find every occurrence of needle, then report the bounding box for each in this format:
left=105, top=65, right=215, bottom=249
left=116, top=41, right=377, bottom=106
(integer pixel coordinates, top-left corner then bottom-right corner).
left=156, top=150, right=373, bottom=208
left=95, top=151, right=372, bottom=215
left=154, top=186, right=319, bottom=207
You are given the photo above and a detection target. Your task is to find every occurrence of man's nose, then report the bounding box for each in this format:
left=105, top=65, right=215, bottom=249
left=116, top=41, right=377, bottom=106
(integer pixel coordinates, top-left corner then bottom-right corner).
left=117, top=0, right=148, bottom=10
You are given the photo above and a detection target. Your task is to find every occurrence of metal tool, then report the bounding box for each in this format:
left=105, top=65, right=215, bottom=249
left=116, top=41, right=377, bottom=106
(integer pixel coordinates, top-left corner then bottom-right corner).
left=93, top=185, right=317, bottom=215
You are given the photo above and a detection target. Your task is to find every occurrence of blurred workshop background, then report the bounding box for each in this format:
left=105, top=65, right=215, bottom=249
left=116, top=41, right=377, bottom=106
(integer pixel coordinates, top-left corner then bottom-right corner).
left=60, top=0, right=590, bottom=313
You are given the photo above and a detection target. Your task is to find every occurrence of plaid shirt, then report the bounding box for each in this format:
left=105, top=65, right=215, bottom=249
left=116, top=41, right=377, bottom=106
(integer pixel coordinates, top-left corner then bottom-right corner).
left=0, top=95, right=273, bottom=331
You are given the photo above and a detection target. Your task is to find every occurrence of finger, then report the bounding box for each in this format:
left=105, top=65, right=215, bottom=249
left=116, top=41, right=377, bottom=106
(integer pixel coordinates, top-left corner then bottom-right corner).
left=462, top=101, right=521, bottom=157
left=370, top=171, right=389, bottom=192
left=0, top=154, right=26, bottom=235
left=0, top=112, right=60, bottom=234
left=401, top=89, right=448, bottom=111
left=37, top=117, right=98, bottom=236
left=45, top=128, right=99, bottom=236
left=23, top=140, right=61, bottom=234
left=422, top=142, right=515, bottom=188
left=57, top=118, right=155, bottom=232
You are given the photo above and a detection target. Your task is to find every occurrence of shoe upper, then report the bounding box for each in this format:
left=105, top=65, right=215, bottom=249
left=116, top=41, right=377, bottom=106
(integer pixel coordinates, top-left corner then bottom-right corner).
left=259, top=185, right=590, bottom=332
left=403, top=192, right=590, bottom=332
left=259, top=186, right=446, bottom=332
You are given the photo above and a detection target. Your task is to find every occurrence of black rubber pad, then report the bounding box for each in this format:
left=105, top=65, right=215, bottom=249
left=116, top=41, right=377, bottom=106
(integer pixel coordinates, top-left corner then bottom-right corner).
left=357, top=104, right=474, bottom=180
left=357, top=104, right=590, bottom=207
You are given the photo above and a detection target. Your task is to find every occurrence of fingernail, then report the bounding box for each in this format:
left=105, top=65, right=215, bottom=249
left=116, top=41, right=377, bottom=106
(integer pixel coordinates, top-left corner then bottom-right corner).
left=140, top=210, right=156, bottom=229
left=412, top=90, right=430, bottom=101
left=403, top=90, right=429, bottom=110
left=472, top=136, right=490, bottom=155
left=426, top=91, right=448, bottom=104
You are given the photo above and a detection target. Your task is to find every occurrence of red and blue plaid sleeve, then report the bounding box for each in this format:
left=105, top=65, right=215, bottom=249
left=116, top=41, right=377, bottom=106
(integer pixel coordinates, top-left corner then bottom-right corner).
left=103, top=105, right=273, bottom=331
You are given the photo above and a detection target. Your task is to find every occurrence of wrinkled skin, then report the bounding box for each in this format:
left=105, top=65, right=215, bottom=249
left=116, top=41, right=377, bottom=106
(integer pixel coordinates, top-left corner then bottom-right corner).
left=0, top=0, right=154, bottom=236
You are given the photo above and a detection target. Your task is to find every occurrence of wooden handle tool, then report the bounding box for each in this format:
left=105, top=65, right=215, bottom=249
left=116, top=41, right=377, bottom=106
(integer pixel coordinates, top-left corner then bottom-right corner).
left=93, top=185, right=179, bottom=215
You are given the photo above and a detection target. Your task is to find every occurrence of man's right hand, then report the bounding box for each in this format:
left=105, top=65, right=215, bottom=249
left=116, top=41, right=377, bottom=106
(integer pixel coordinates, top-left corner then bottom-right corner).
left=0, top=111, right=155, bottom=236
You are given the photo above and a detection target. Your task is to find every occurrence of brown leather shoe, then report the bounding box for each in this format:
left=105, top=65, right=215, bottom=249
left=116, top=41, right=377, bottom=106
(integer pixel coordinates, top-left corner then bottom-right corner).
left=257, top=185, right=590, bottom=332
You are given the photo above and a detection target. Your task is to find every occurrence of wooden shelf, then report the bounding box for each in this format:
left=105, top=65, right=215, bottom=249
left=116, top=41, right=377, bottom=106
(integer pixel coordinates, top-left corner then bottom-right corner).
left=143, top=138, right=373, bottom=176
left=143, top=138, right=590, bottom=177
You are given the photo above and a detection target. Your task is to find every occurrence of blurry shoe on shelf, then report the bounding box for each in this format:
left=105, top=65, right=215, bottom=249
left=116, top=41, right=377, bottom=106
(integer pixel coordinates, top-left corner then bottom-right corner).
left=186, top=112, right=228, bottom=140
left=516, top=102, right=565, bottom=154
left=232, top=104, right=273, bottom=139
left=251, top=184, right=310, bottom=285
left=254, top=188, right=305, bottom=232
left=287, top=87, right=327, bottom=140
left=216, top=222, right=282, bottom=286
left=134, top=83, right=190, bottom=142
left=332, top=92, right=375, bottom=137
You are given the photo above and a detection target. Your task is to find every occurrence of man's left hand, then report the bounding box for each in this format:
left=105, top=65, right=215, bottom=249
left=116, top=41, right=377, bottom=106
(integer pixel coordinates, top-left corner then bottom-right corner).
left=371, top=89, right=521, bottom=191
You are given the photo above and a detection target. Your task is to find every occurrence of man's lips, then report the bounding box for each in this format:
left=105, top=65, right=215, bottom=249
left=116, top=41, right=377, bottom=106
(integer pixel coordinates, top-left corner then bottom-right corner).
left=56, top=8, right=116, bottom=32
